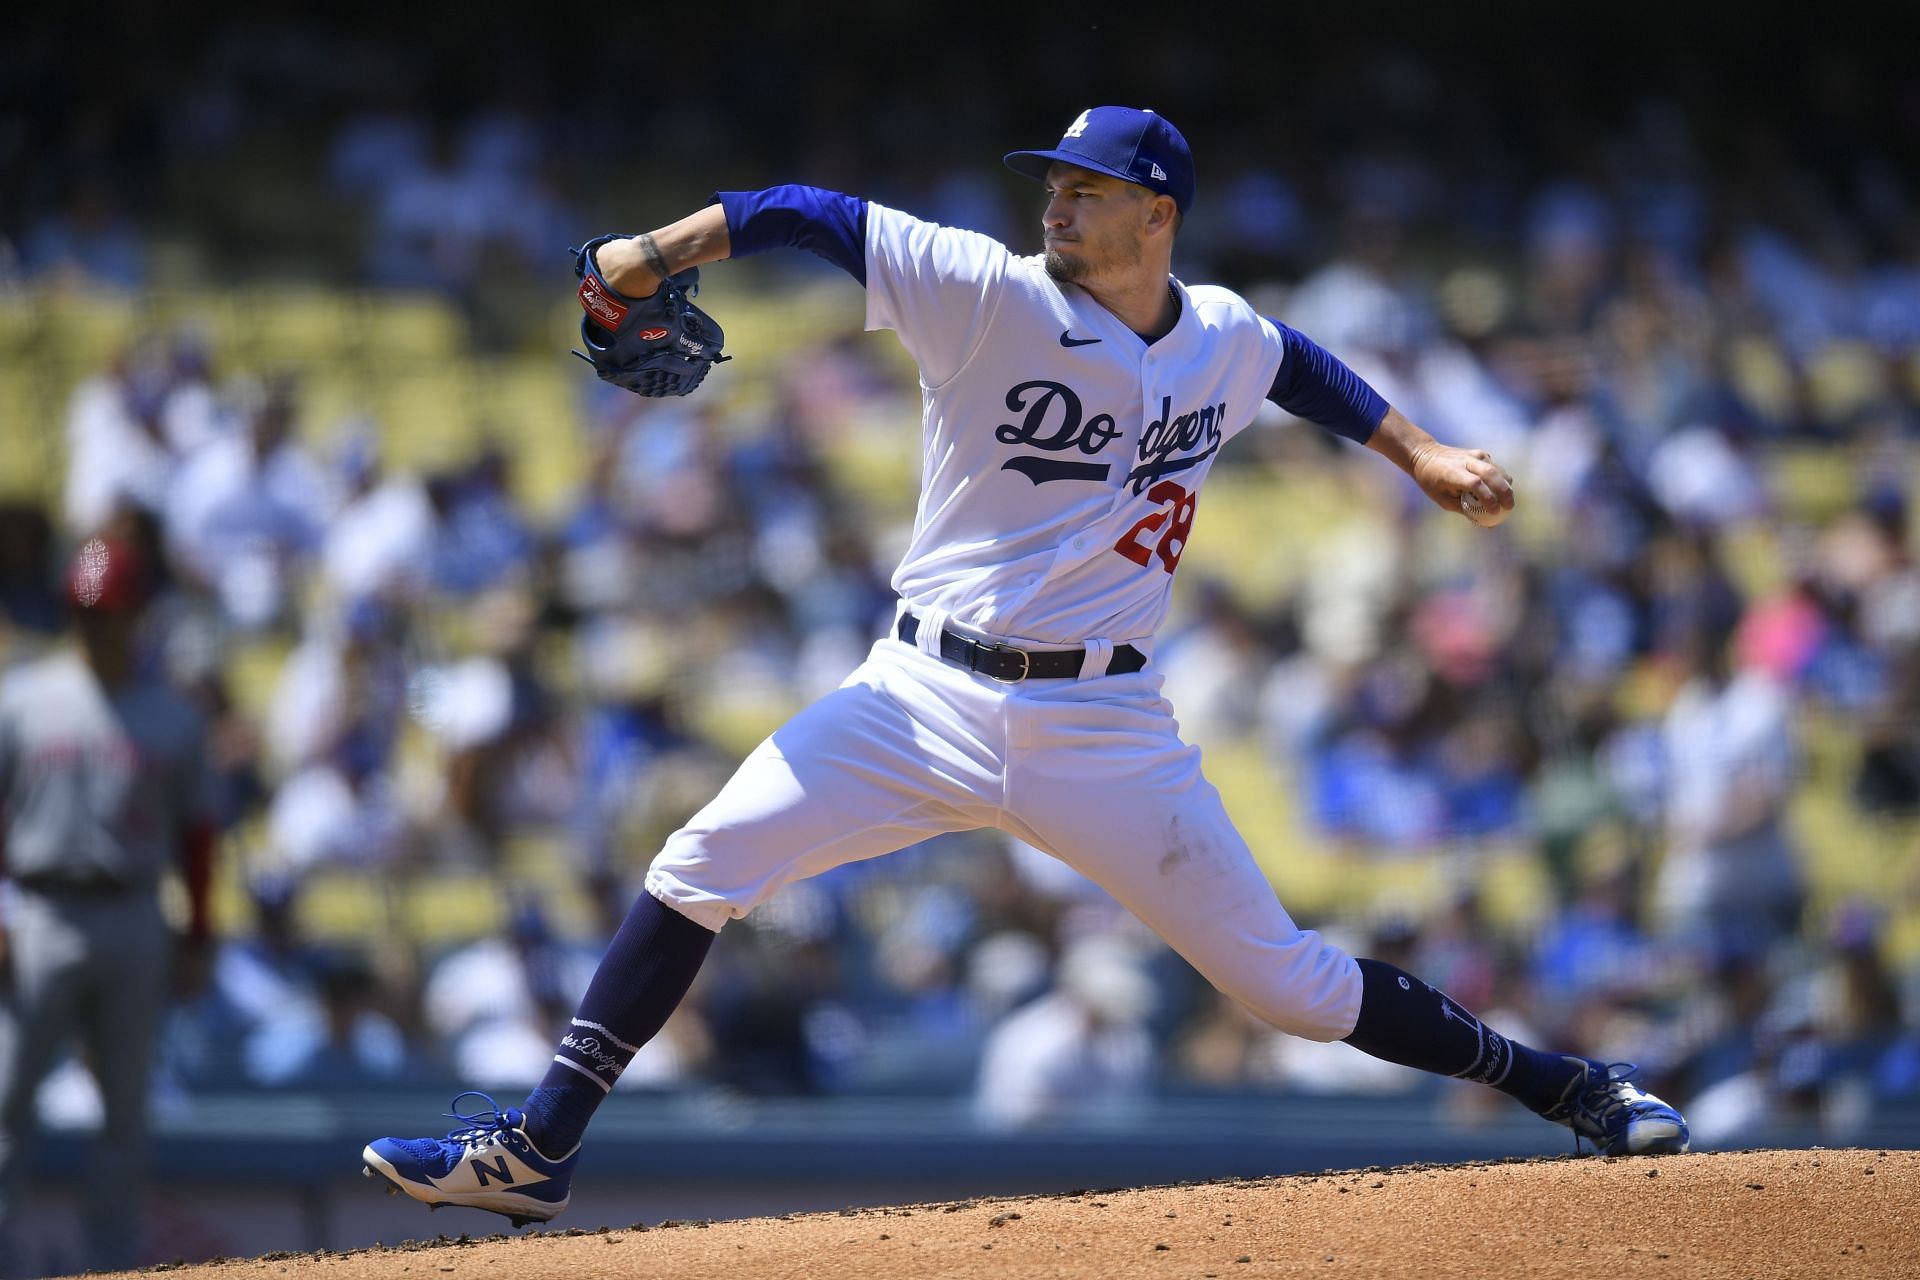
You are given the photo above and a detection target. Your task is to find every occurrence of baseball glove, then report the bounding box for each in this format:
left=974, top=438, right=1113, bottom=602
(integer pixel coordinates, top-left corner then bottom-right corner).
left=570, top=235, right=729, bottom=397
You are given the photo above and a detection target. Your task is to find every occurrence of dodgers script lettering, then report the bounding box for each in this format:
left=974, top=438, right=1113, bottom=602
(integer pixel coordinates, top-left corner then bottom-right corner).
left=995, top=380, right=1121, bottom=484
left=1127, top=395, right=1225, bottom=493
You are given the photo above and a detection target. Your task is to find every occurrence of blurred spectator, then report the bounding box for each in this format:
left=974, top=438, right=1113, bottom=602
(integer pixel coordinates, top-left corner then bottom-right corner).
left=165, top=874, right=323, bottom=1087
left=165, top=376, right=334, bottom=629
left=319, top=429, right=435, bottom=604
left=362, top=126, right=494, bottom=291
left=269, top=597, right=407, bottom=774
left=1655, top=620, right=1804, bottom=955
left=411, top=586, right=559, bottom=862
left=1285, top=205, right=1429, bottom=375
left=64, top=337, right=218, bottom=537
left=423, top=898, right=597, bottom=1088
left=244, top=951, right=419, bottom=1088
left=266, top=742, right=412, bottom=874
left=424, top=895, right=708, bottom=1091
left=974, top=934, right=1156, bottom=1129
left=1678, top=905, right=1905, bottom=1148
left=694, top=889, right=849, bottom=1096
left=357, top=111, right=572, bottom=296
left=1645, top=425, right=1768, bottom=526
left=1855, top=645, right=1920, bottom=815
left=422, top=449, right=532, bottom=598
left=1158, top=581, right=1274, bottom=744
left=1812, top=905, right=1908, bottom=1099
left=265, top=598, right=415, bottom=872
left=1533, top=836, right=1665, bottom=1012
left=326, top=89, right=429, bottom=199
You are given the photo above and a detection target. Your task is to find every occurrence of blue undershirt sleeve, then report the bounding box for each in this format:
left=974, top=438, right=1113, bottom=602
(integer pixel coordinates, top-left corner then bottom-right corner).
left=1263, top=318, right=1391, bottom=445
left=711, top=186, right=869, bottom=286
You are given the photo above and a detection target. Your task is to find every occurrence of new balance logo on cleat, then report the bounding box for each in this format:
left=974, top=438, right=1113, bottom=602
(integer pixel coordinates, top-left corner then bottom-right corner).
left=470, top=1154, right=514, bottom=1186
left=361, top=1092, right=579, bottom=1227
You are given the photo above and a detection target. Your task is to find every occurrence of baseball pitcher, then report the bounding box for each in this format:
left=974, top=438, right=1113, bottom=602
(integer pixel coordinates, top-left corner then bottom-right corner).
left=363, top=107, right=1687, bottom=1227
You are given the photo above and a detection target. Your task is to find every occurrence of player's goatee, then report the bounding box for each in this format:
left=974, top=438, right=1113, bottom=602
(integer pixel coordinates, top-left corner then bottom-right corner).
left=1043, top=249, right=1087, bottom=283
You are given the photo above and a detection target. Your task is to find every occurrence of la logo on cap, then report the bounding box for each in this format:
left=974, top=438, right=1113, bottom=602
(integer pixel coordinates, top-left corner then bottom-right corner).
left=1003, top=105, right=1196, bottom=213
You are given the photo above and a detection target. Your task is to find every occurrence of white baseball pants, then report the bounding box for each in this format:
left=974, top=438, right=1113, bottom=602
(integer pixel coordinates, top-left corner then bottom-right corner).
left=645, top=631, right=1363, bottom=1042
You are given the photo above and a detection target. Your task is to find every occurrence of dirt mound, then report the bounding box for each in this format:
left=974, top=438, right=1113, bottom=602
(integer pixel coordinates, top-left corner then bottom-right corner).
left=100, top=1149, right=1913, bottom=1279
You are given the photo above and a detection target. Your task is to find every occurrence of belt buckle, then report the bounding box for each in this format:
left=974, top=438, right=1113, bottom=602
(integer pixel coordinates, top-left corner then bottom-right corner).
left=982, top=641, right=1031, bottom=683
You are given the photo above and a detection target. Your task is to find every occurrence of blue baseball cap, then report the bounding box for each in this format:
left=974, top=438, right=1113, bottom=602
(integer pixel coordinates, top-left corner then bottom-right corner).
left=1004, top=106, right=1196, bottom=213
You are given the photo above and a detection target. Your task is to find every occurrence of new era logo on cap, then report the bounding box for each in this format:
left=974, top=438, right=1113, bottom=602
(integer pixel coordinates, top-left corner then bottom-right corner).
left=1003, top=106, right=1196, bottom=213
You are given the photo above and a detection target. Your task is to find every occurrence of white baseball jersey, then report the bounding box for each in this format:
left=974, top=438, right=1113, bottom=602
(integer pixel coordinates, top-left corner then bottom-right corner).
left=644, top=198, right=1365, bottom=1048
left=864, top=203, right=1288, bottom=647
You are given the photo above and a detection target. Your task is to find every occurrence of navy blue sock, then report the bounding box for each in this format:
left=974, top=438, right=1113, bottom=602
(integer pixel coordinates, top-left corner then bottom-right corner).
left=1342, top=958, right=1584, bottom=1116
left=521, top=892, right=716, bottom=1157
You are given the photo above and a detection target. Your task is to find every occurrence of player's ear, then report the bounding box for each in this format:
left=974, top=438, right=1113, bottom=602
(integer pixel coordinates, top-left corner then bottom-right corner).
left=1144, top=194, right=1179, bottom=237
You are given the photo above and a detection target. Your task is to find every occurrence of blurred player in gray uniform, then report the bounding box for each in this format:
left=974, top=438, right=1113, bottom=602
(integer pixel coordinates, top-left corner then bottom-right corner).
left=0, top=536, right=214, bottom=1277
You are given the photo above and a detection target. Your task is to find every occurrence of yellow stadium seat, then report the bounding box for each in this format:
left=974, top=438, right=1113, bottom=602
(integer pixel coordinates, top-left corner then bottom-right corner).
left=1767, top=444, right=1857, bottom=523
left=295, top=869, right=392, bottom=942
left=373, top=369, right=476, bottom=472
left=397, top=870, right=507, bottom=945
left=358, top=293, right=464, bottom=367
left=820, top=412, right=918, bottom=515
left=0, top=295, right=41, bottom=355
left=1718, top=523, right=1791, bottom=601
left=0, top=370, right=58, bottom=503
left=295, top=866, right=511, bottom=949
left=222, top=632, right=295, bottom=723
left=1199, top=736, right=1555, bottom=928
left=39, top=288, right=139, bottom=371
left=1728, top=336, right=1795, bottom=423
left=1806, top=340, right=1886, bottom=425
left=296, top=370, right=376, bottom=447
left=691, top=688, right=803, bottom=762
left=472, top=357, right=586, bottom=518
left=207, top=828, right=258, bottom=936
left=1888, top=906, right=1920, bottom=969
left=498, top=830, right=601, bottom=941
left=228, top=287, right=360, bottom=371
left=1178, top=472, right=1326, bottom=602
left=1204, top=739, right=1308, bottom=883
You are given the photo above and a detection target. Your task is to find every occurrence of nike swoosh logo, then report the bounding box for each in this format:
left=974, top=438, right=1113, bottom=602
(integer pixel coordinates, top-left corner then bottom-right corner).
left=1059, top=331, right=1102, bottom=348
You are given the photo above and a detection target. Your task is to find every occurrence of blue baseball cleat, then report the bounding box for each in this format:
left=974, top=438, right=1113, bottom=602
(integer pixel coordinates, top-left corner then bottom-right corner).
left=1545, top=1059, right=1691, bottom=1156
left=362, top=1092, right=577, bottom=1227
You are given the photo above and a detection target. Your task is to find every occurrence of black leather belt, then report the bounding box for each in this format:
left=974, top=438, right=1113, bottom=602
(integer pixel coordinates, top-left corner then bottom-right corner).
left=897, top=615, right=1145, bottom=682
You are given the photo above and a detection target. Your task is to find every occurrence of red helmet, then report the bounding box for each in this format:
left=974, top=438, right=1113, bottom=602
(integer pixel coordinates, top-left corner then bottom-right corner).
left=66, top=537, right=151, bottom=613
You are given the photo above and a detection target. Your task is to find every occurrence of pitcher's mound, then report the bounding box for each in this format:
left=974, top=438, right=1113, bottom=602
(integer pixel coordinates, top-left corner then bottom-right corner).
left=104, top=1148, right=1916, bottom=1279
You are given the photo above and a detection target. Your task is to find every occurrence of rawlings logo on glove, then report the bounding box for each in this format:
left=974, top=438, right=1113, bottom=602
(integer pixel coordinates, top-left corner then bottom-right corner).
left=570, top=235, right=729, bottom=397
left=578, top=274, right=630, bottom=327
